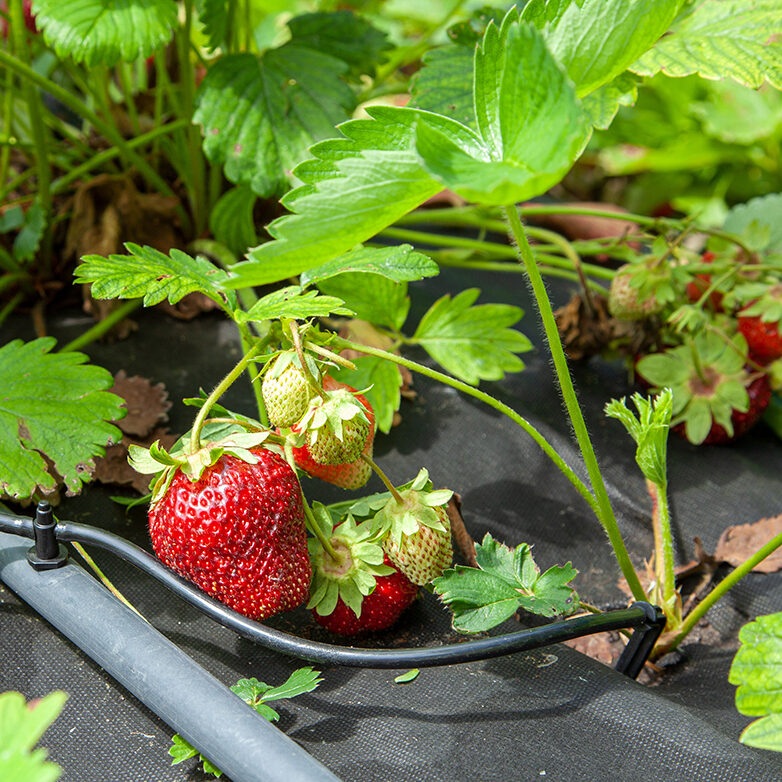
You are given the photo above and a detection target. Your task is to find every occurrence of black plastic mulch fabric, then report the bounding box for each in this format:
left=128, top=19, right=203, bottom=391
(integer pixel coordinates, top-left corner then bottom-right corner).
left=3, top=266, right=782, bottom=782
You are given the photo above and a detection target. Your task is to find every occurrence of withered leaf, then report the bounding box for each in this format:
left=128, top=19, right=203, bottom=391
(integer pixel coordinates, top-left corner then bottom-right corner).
left=110, top=371, right=171, bottom=438
left=715, top=515, right=782, bottom=574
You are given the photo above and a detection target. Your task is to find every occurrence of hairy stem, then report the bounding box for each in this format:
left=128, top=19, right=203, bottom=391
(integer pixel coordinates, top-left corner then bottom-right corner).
left=505, top=204, right=646, bottom=603
left=191, top=344, right=262, bottom=452
left=361, top=454, right=404, bottom=505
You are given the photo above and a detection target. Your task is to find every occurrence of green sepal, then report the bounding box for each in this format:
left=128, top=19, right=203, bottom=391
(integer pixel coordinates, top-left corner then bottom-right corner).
left=372, top=477, right=452, bottom=546
left=308, top=515, right=387, bottom=619
left=298, top=388, right=369, bottom=445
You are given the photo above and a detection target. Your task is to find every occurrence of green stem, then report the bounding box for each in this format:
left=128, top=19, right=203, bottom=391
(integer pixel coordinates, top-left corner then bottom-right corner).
left=0, top=50, right=190, bottom=232
left=648, top=478, right=676, bottom=613
left=0, top=53, right=14, bottom=197
left=117, top=61, right=141, bottom=136
left=10, top=0, right=52, bottom=265
left=177, top=0, right=207, bottom=235
left=361, top=454, right=404, bottom=505
left=381, top=226, right=517, bottom=258
left=659, top=531, right=782, bottom=657
left=190, top=344, right=262, bottom=452
left=504, top=204, right=646, bottom=603
left=72, top=542, right=146, bottom=619
left=329, top=335, right=599, bottom=518
left=59, top=300, right=142, bottom=353
left=0, top=271, right=26, bottom=294
left=299, top=489, right=339, bottom=561
left=238, top=322, right=269, bottom=427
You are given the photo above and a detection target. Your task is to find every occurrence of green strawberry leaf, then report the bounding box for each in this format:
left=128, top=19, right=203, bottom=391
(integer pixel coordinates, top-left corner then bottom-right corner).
left=227, top=107, right=444, bottom=287
left=300, top=245, right=438, bottom=287
left=432, top=533, right=579, bottom=633
left=411, top=288, right=531, bottom=385
left=581, top=72, right=641, bottom=130
left=730, top=612, right=782, bottom=751
left=394, top=669, right=420, bottom=684
left=316, top=274, right=409, bottom=331
left=331, top=356, right=403, bottom=434
left=530, top=0, right=683, bottom=98
left=0, top=691, right=67, bottom=782
left=198, top=0, right=228, bottom=52
left=724, top=194, right=782, bottom=254
left=413, top=14, right=590, bottom=205
left=409, top=43, right=476, bottom=128
left=236, top=285, right=353, bottom=323
left=0, top=338, right=125, bottom=499
left=208, top=186, right=258, bottom=258
left=33, top=0, right=177, bottom=66
left=194, top=43, right=355, bottom=198
left=168, top=735, right=200, bottom=765
left=285, top=12, right=390, bottom=81
left=605, top=390, right=672, bottom=487
left=75, top=243, right=236, bottom=312
left=13, top=199, right=46, bottom=263
left=630, top=0, right=782, bottom=90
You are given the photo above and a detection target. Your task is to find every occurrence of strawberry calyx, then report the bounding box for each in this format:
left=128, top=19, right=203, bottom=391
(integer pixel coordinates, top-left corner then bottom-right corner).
left=636, top=331, right=757, bottom=444
left=293, top=387, right=372, bottom=465
left=129, top=428, right=277, bottom=506
left=371, top=468, right=452, bottom=544
left=307, top=516, right=393, bottom=620
left=261, top=349, right=322, bottom=428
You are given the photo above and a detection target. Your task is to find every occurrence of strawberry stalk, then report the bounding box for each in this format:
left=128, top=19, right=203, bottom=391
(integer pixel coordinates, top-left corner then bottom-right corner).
left=190, top=343, right=263, bottom=452
left=289, top=321, right=325, bottom=400
left=504, top=204, right=647, bottom=603
left=646, top=478, right=679, bottom=627
left=360, top=453, right=405, bottom=506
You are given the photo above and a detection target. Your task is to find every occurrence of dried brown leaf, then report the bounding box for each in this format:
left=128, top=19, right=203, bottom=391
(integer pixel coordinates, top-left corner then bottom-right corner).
left=110, top=371, right=171, bottom=438
left=715, top=515, right=782, bottom=573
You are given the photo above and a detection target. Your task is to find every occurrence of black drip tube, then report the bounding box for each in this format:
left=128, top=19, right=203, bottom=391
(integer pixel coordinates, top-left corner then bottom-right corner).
left=0, top=508, right=665, bottom=677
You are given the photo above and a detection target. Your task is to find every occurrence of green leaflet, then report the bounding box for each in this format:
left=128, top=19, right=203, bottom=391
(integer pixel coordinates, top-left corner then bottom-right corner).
left=724, top=194, right=782, bottom=254
left=235, top=286, right=353, bottom=322
left=194, top=47, right=355, bottom=198
left=412, top=288, right=531, bottom=385
left=199, top=0, right=228, bottom=52
left=75, top=243, right=236, bottom=312
left=535, top=0, right=683, bottom=98
left=300, top=245, right=438, bottom=287
left=285, top=12, right=391, bottom=80
left=581, top=72, right=641, bottom=130
left=0, top=338, right=125, bottom=499
left=227, top=107, right=444, bottom=287
left=34, top=0, right=177, bottom=67
left=631, top=0, right=782, bottom=89
left=0, top=691, right=67, bottom=782
left=316, top=273, right=409, bottom=331
left=432, top=533, right=579, bottom=633
left=730, top=612, right=782, bottom=752
left=209, top=186, right=258, bottom=258
left=413, top=16, right=590, bottom=205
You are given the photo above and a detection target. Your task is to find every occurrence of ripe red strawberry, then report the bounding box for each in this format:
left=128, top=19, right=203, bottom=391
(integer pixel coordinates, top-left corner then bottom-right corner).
left=292, top=376, right=375, bottom=490
left=312, top=555, right=418, bottom=636
left=686, top=251, right=724, bottom=311
left=738, top=314, right=782, bottom=365
left=149, top=448, right=310, bottom=620
left=309, top=515, right=418, bottom=636
left=373, top=469, right=453, bottom=586
left=262, top=351, right=319, bottom=428
left=671, top=373, right=771, bottom=445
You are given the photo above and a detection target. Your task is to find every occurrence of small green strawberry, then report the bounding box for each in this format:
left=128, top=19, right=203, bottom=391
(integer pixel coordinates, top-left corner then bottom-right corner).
left=372, top=469, right=453, bottom=586
left=261, top=351, right=320, bottom=428
left=294, top=387, right=371, bottom=465
left=608, top=264, right=663, bottom=321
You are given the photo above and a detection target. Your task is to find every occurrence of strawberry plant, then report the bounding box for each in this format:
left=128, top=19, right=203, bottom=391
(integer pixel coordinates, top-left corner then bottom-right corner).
left=3, top=1, right=782, bottom=773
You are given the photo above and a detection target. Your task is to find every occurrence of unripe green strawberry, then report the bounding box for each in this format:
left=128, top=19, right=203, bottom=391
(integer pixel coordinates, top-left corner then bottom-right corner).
left=295, top=386, right=371, bottom=466
left=373, top=469, right=453, bottom=586
left=383, top=508, right=452, bottom=586
left=609, top=264, right=660, bottom=321
left=262, top=351, right=319, bottom=428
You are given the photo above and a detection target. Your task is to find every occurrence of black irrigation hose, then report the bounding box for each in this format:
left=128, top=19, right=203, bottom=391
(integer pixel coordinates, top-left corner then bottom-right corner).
left=0, top=507, right=665, bottom=676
